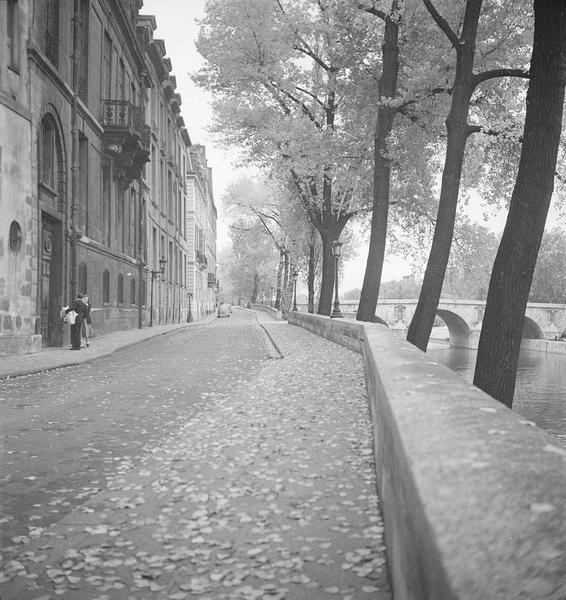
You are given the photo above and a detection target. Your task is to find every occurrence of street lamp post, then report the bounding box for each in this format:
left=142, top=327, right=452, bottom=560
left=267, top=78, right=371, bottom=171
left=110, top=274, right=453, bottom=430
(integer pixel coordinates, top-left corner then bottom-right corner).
left=292, top=269, right=299, bottom=311
left=149, top=256, right=167, bottom=327
left=330, top=240, right=343, bottom=318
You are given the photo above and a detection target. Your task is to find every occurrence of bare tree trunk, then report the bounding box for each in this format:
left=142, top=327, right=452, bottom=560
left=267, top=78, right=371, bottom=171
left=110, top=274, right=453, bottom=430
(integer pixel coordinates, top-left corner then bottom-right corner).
left=283, top=250, right=290, bottom=290
left=251, top=271, right=260, bottom=303
left=474, top=0, right=566, bottom=407
left=274, top=249, right=285, bottom=309
left=308, top=226, right=316, bottom=313
left=357, top=5, right=400, bottom=322
left=317, top=232, right=336, bottom=315
left=406, top=0, right=482, bottom=351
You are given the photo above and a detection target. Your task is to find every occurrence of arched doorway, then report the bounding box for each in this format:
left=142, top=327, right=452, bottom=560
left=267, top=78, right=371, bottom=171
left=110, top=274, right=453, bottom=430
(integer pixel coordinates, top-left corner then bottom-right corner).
left=38, top=112, right=66, bottom=347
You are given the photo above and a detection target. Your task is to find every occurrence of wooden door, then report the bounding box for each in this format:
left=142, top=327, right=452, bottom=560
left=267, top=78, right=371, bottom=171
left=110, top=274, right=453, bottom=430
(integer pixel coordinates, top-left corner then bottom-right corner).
left=40, top=216, right=62, bottom=346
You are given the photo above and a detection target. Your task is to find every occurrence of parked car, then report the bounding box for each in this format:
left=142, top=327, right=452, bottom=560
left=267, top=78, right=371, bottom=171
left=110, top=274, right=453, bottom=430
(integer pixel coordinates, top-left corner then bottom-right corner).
left=218, top=303, right=231, bottom=318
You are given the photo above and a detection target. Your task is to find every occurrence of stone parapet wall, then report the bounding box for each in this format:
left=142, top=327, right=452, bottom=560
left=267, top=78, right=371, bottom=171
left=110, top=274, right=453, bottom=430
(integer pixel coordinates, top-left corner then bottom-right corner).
left=522, top=338, right=566, bottom=355
left=250, top=304, right=282, bottom=320
left=288, top=311, right=566, bottom=600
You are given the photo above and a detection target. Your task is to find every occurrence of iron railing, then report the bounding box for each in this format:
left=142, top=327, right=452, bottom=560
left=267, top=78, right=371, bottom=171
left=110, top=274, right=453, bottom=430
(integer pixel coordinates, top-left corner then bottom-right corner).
left=102, top=100, right=144, bottom=137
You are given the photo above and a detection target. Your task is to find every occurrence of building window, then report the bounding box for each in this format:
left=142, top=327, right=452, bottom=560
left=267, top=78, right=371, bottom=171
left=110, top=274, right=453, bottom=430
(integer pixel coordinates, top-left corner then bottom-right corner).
left=103, top=32, right=112, bottom=99
left=9, top=220, right=22, bottom=254
left=128, top=189, right=137, bottom=256
left=78, top=135, right=88, bottom=232
left=78, top=263, right=87, bottom=294
left=40, top=116, right=58, bottom=190
left=130, top=279, right=136, bottom=305
left=7, top=0, right=20, bottom=73
left=45, top=0, right=59, bottom=68
left=75, top=0, right=89, bottom=101
left=117, top=273, right=124, bottom=304
left=102, top=163, right=111, bottom=246
left=142, top=279, right=146, bottom=306
left=118, top=59, right=125, bottom=100
left=103, top=269, right=110, bottom=303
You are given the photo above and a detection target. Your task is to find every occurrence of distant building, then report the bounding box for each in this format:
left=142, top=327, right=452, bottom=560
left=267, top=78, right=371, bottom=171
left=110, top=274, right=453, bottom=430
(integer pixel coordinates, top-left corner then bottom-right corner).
left=0, top=0, right=217, bottom=356
left=187, top=144, right=217, bottom=320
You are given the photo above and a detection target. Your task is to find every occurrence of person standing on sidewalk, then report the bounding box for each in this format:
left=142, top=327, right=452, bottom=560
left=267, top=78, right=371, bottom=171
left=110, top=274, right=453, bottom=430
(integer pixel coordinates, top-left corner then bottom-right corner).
left=66, top=293, right=88, bottom=350
left=81, top=294, right=92, bottom=348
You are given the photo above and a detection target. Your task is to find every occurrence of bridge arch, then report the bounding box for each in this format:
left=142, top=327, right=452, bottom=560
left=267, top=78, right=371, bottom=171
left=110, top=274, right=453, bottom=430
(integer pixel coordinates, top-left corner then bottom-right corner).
left=522, top=316, right=544, bottom=339
left=436, top=309, right=471, bottom=346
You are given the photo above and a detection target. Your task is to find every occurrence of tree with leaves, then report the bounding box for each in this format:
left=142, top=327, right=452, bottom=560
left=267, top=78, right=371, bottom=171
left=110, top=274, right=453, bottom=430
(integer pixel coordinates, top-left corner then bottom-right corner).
left=227, top=219, right=279, bottom=305
left=474, top=0, right=566, bottom=407
left=223, top=175, right=321, bottom=311
left=195, top=0, right=378, bottom=314
left=355, top=0, right=402, bottom=321
left=406, top=0, right=531, bottom=351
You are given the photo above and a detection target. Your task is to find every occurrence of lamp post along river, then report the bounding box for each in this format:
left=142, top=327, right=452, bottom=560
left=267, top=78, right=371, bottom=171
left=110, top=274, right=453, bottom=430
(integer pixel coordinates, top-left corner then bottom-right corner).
left=331, top=240, right=343, bottom=319
left=292, top=269, right=299, bottom=312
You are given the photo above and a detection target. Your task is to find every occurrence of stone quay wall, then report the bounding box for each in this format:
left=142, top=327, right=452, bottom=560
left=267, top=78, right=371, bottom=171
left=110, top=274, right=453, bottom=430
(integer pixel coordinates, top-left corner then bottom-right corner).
left=249, top=304, right=282, bottom=320
left=288, top=311, right=566, bottom=600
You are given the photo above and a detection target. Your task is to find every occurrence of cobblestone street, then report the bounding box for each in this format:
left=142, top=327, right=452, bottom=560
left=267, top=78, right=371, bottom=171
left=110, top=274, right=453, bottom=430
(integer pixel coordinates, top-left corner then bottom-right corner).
left=1, top=310, right=391, bottom=600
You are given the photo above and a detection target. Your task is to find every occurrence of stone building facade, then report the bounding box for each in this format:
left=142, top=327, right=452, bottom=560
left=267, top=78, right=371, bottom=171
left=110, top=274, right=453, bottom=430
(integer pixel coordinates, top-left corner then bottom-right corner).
left=0, top=0, right=217, bottom=356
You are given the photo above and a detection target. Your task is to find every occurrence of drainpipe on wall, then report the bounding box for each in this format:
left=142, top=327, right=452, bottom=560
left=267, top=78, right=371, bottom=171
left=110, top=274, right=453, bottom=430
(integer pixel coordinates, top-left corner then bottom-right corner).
left=69, top=0, right=80, bottom=300
left=138, top=194, right=145, bottom=329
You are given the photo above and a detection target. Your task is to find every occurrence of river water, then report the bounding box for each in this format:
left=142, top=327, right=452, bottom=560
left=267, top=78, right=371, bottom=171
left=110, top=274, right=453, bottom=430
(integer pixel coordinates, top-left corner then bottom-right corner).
left=426, top=341, right=566, bottom=447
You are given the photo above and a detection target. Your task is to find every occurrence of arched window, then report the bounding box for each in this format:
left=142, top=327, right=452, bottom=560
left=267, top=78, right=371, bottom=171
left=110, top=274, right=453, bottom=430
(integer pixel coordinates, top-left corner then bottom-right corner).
left=78, top=263, right=87, bottom=294
left=130, top=278, right=136, bottom=305
left=117, top=273, right=124, bottom=304
left=394, top=305, right=406, bottom=322
left=103, top=269, right=110, bottom=303
left=9, top=220, right=22, bottom=254
left=7, top=0, right=20, bottom=72
left=40, top=116, right=57, bottom=189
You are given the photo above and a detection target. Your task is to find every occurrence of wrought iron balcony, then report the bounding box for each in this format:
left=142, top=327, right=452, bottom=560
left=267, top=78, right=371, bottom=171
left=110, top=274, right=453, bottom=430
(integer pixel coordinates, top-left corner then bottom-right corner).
left=102, top=100, right=145, bottom=138
left=102, top=100, right=150, bottom=187
left=196, top=250, right=208, bottom=272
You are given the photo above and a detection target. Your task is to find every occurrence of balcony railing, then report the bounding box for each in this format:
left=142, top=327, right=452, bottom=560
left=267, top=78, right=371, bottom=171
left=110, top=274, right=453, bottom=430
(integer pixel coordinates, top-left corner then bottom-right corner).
left=196, top=250, right=208, bottom=271
left=102, top=100, right=144, bottom=137
left=102, top=100, right=150, bottom=187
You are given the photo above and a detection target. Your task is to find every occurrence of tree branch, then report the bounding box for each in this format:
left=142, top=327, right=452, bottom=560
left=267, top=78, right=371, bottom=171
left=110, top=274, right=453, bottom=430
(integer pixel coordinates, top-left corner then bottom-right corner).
left=471, top=68, right=530, bottom=91
left=269, top=80, right=323, bottom=129
left=466, top=124, right=523, bottom=141
left=358, top=2, right=386, bottom=20
left=296, top=85, right=326, bottom=109
left=294, top=43, right=332, bottom=72
left=423, top=0, right=460, bottom=49
left=252, top=208, right=283, bottom=252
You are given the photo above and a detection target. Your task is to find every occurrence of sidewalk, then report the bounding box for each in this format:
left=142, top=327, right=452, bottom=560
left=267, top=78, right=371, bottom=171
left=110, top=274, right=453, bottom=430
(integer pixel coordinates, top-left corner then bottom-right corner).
left=0, top=315, right=217, bottom=381
left=1, top=311, right=392, bottom=600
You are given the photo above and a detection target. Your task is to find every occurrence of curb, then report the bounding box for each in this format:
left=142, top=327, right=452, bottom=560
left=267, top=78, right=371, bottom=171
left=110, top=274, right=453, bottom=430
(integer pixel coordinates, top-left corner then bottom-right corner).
left=247, top=308, right=285, bottom=359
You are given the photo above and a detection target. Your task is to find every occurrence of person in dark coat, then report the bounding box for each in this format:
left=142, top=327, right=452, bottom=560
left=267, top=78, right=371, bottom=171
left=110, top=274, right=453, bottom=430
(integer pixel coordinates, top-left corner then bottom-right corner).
left=81, top=294, right=92, bottom=347
left=66, top=293, right=88, bottom=350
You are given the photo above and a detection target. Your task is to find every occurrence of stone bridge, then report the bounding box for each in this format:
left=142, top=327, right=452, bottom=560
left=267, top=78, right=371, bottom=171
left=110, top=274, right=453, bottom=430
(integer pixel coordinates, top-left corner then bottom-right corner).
left=297, top=299, right=566, bottom=348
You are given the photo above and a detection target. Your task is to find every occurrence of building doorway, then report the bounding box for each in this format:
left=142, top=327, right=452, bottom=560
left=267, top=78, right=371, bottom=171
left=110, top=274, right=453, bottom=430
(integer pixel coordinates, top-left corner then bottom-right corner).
left=40, top=214, right=63, bottom=347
